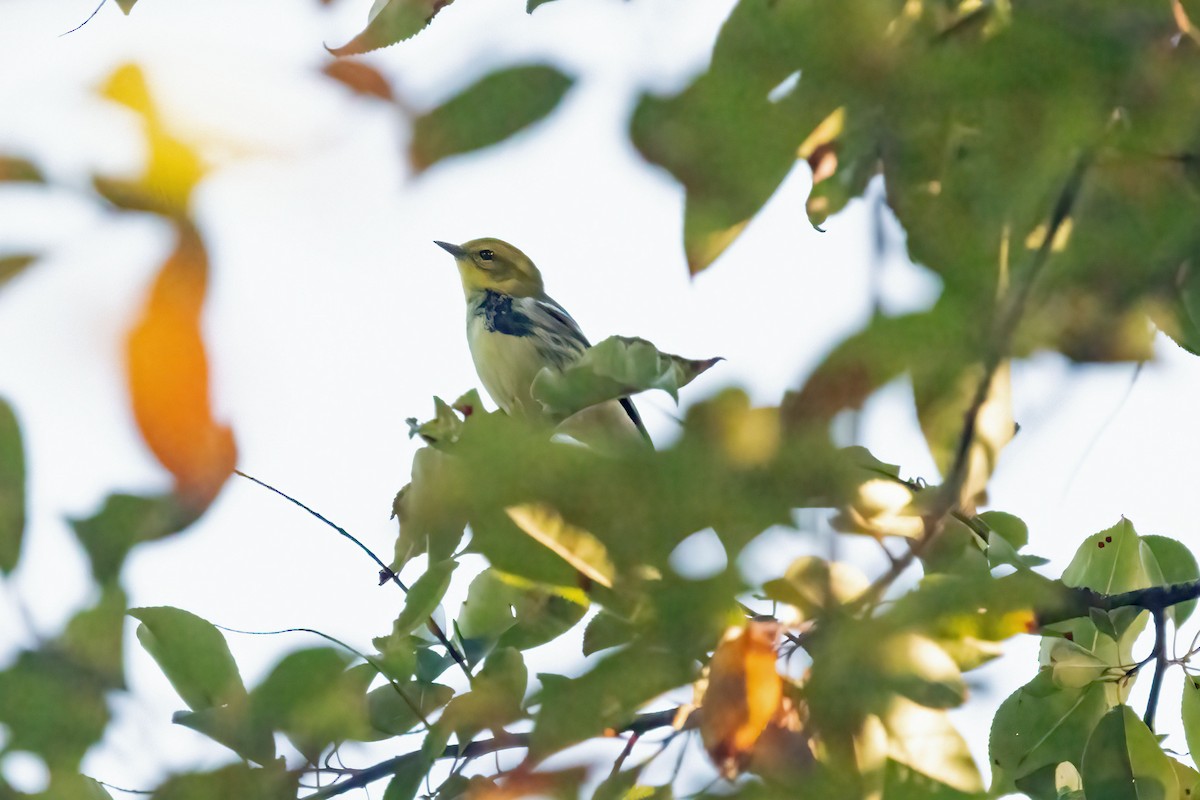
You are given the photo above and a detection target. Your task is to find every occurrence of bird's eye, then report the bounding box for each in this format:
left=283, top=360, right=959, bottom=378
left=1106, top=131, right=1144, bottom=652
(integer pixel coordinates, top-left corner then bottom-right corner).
left=478, top=249, right=495, bottom=262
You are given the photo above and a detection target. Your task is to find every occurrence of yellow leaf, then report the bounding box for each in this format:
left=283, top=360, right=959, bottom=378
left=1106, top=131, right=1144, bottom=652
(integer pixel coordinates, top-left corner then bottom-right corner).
left=505, top=503, right=615, bottom=588
left=96, top=64, right=205, bottom=216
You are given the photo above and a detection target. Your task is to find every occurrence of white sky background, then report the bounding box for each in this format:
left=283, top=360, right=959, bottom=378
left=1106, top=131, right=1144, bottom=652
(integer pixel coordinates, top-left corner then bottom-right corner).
left=1, top=0, right=1199, bottom=795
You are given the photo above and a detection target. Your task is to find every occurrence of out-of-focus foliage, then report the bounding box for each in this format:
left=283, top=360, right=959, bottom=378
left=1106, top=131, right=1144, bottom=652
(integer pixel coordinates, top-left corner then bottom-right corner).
left=409, top=65, right=573, bottom=173
left=5, top=0, right=1200, bottom=798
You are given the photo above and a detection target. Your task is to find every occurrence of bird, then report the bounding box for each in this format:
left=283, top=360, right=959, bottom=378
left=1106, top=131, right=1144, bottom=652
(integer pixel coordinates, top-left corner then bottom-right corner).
left=434, top=237, right=651, bottom=454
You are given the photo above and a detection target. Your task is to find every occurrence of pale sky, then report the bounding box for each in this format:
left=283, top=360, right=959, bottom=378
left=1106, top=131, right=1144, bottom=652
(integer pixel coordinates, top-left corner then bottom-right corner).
left=1, top=0, right=1199, bottom=795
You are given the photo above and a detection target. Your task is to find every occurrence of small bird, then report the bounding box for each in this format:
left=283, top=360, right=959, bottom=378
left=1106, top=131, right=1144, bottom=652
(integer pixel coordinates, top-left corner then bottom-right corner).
left=435, top=237, right=651, bottom=454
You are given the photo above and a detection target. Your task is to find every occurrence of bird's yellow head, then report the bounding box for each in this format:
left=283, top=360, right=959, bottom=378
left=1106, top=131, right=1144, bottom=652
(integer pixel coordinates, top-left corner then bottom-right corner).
left=435, top=238, right=545, bottom=298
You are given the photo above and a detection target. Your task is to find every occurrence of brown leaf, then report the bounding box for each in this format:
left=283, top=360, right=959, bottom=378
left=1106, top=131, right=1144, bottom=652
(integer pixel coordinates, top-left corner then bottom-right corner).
left=127, top=224, right=236, bottom=509
left=322, top=60, right=394, bottom=101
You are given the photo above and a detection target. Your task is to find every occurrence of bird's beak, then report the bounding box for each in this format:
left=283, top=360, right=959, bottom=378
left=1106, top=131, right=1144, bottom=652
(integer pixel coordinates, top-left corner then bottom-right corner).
left=434, top=240, right=467, bottom=259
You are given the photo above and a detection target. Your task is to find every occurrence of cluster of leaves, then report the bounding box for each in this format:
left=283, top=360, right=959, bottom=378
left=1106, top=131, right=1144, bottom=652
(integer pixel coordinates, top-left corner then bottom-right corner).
left=7, top=0, right=1200, bottom=798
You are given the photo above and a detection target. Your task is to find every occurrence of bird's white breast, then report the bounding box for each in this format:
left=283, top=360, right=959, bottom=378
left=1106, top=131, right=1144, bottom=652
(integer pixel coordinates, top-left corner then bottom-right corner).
left=467, top=314, right=545, bottom=417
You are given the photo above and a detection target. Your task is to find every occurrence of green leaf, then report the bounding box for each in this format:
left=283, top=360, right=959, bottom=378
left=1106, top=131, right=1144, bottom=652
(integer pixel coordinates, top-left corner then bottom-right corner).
left=392, top=559, right=457, bottom=635
left=0, top=648, right=110, bottom=769
left=151, top=761, right=298, bottom=800
left=1182, top=674, right=1200, bottom=774
left=1062, top=519, right=1153, bottom=595
left=531, top=336, right=721, bottom=418
left=458, top=568, right=588, bottom=651
left=409, top=65, right=572, bottom=172
left=979, top=510, right=1029, bottom=551
left=130, top=607, right=246, bottom=711
left=883, top=758, right=987, bottom=800
left=71, top=493, right=198, bottom=583
left=61, top=585, right=127, bottom=689
left=328, top=0, right=456, bottom=56
left=1081, top=705, right=1179, bottom=800
left=0, top=397, right=26, bottom=573
left=115, top=0, right=138, bottom=13
left=383, top=755, right=433, bottom=800
left=436, top=648, right=527, bottom=744
left=410, top=64, right=573, bottom=172
left=391, top=447, right=467, bottom=572
left=526, top=0, right=556, bottom=10
left=989, top=671, right=1112, bottom=794
left=368, top=680, right=453, bottom=736
left=0, top=155, right=44, bottom=182
left=582, top=609, right=635, bottom=656
left=173, top=702, right=276, bottom=766
left=250, top=647, right=374, bottom=759
left=1141, top=535, right=1200, bottom=625
left=530, top=644, right=693, bottom=759
left=0, top=254, right=36, bottom=291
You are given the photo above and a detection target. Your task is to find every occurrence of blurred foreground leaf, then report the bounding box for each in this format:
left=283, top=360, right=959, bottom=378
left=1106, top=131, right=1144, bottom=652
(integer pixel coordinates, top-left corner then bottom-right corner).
left=0, top=397, right=25, bottom=573
left=127, top=224, right=237, bottom=510
left=151, top=761, right=298, bottom=800
left=71, top=493, right=198, bottom=583
left=0, top=253, right=36, bottom=289
left=410, top=65, right=572, bottom=172
left=94, top=63, right=205, bottom=216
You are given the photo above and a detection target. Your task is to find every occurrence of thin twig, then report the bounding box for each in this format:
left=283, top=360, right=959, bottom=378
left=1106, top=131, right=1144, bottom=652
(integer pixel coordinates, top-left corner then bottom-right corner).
left=233, top=470, right=473, bottom=680
left=215, top=624, right=432, bottom=730
left=1144, top=607, right=1168, bottom=731
left=855, top=154, right=1093, bottom=611
left=61, top=0, right=108, bottom=36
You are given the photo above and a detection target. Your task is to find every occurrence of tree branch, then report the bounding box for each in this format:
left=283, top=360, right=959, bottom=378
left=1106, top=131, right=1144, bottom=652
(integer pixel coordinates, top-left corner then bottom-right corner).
left=304, top=708, right=685, bottom=799
left=1143, top=607, right=1168, bottom=731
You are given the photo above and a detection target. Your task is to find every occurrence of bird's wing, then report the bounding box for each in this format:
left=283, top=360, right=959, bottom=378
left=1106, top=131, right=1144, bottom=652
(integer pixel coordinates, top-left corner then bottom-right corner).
left=528, top=295, right=651, bottom=445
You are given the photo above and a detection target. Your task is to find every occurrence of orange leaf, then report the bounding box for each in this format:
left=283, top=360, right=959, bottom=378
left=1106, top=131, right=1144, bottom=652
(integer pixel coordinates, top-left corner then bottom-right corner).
left=127, top=224, right=236, bottom=510
left=700, top=620, right=784, bottom=778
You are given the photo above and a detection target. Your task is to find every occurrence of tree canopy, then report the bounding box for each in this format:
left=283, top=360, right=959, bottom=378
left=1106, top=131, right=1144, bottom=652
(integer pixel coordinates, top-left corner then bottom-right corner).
left=3, top=0, right=1200, bottom=798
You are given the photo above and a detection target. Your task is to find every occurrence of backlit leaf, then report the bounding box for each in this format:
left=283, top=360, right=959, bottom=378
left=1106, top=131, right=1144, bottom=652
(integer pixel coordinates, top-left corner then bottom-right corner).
left=410, top=65, right=572, bottom=172
left=700, top=621, right=784, bottom=777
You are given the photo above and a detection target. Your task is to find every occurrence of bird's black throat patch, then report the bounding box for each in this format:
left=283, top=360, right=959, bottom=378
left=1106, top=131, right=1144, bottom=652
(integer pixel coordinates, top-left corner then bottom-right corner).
left=477, top=290, right=535, bottom=337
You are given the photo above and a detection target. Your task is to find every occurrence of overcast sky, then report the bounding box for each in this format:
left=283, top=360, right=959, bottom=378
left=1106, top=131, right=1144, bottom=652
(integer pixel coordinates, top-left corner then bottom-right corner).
left=2, top=0, right=1199, bottom=795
